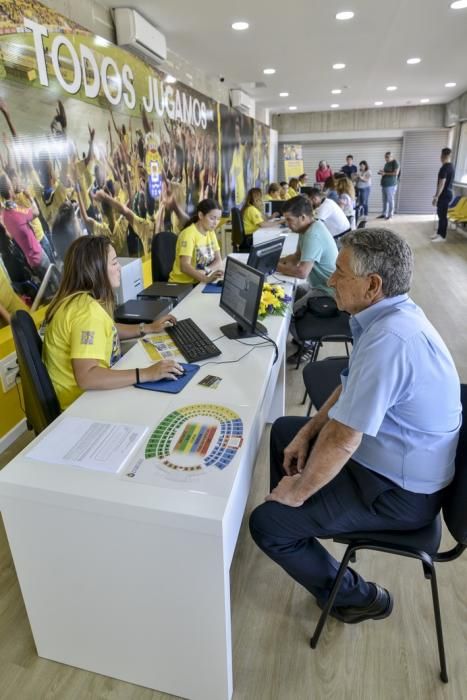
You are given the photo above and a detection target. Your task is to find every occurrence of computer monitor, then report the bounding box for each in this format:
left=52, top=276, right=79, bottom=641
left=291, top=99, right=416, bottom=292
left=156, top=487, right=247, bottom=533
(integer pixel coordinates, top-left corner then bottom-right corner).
left=299, top=186, right=314, bottom=196
left=219, top=257, right=266, bottom=339
left=270, top=200, right=285, bottom=216
left=247, top=236, right=286, bottom=276
left=264, top=200, right=272, bottom=217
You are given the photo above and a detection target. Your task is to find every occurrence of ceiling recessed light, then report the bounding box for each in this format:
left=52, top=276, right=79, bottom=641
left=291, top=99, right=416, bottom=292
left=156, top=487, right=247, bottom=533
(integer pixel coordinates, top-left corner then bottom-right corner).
left=374, top=101, right=384, bottom=106
left=407, top=57, right=421, bottom=65
left=420, top=98, right=430, bottom=103
left=450, top=1, right=467, bottom=9
left=331, top=89, right=342, bottom=94
left=445, top=82, right=457, bottom=87
left=336, top=11, right=354, bottom=20
left=386, top=85, right=397, bottom=91
left=165, top=75, right=177, bottom=84
left=279, top=92, right=289, bottom=97
left=333, top=63, right=346, bottom=70
left=289, top=106, right=297, bottom=110
left=232, top=21, right=249, bottom=31
left=331, top=103, right=339, bottom=109
left=263, top=68, right=276, bottom=75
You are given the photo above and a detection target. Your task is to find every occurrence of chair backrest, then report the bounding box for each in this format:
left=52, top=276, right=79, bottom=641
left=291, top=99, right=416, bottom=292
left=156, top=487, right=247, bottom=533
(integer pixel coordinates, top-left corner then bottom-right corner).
left=151, top=231, right=177, bottom=282
left=10, top=310, right=61, bottom=435
left=442, top=383, right=467, bottom=545
left=231, top=207, right=245, bottom=249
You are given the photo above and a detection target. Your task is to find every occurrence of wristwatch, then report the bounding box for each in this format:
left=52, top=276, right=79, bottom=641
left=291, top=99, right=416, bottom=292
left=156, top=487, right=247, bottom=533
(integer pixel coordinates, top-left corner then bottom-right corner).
left=139, top=322, right=146, bottom=337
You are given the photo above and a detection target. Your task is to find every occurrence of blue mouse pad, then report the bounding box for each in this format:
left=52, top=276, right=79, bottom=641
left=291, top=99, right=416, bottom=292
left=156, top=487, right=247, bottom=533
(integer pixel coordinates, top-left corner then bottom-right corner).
left=202, top=283, right=223, bottom=294
left=134, top=363, right=200, bottom=393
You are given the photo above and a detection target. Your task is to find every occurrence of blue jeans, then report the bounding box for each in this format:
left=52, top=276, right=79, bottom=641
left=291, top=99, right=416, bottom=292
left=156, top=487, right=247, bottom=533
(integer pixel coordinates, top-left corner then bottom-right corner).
left=357, top=187, right=370, bottom=216
left=382, top=186, right=397, bottom=217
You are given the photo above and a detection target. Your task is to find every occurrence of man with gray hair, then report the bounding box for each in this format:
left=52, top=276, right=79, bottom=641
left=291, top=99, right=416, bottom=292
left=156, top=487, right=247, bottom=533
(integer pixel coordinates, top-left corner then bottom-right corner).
left=250, top=229, right=460, bottom=624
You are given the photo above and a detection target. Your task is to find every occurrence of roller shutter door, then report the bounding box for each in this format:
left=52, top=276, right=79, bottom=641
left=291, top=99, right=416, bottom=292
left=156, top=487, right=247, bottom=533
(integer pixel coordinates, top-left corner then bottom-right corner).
left=398, top=130, right=450, bottom=214
left=279, top=139, right=402, bottom=213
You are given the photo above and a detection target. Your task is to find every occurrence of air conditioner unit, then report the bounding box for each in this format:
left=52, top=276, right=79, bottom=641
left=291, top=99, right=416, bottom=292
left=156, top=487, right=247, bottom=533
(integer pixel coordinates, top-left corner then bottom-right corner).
left=230, top=89, right=256, bottom=118
left=114, top=8, right=167, bottom=65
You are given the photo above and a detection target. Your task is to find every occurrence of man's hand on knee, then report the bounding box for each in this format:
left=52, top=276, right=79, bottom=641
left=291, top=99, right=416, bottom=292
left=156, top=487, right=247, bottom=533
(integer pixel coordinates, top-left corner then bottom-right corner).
left=265, top=474, right=305, bottom=507
left=283, top=432, right=310, bottom=475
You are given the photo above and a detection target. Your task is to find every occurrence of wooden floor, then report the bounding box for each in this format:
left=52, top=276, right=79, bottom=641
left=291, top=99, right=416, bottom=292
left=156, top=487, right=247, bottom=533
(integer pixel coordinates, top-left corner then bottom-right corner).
left=1, top=216, right=466, bottom=700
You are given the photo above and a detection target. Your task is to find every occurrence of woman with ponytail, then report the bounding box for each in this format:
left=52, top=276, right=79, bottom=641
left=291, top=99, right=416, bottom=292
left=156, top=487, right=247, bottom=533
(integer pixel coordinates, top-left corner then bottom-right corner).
left=169, top=198, right=223, bottom=284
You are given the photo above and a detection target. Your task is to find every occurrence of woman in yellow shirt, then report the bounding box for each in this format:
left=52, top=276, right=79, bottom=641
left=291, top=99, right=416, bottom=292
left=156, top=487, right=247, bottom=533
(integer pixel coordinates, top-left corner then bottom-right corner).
left=287, top=178, right=300, bottom=199
left=43, top=236, right=181, bottom=410
left=264, top=183, right=281, bottom=201
left=169, top=199, right=223, bottom=284
left=241, top=188, right=282, bottom=244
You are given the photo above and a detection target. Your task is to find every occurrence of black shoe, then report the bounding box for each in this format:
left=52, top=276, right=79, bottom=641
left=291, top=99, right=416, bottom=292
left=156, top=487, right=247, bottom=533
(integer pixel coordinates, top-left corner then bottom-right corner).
left=317, top=584, right=393, bottom=624
left=385, top=215, right=392, bottom=220
left=286, top=345, right=314, bottom=365
left=376, top=214, right=386, bottom=219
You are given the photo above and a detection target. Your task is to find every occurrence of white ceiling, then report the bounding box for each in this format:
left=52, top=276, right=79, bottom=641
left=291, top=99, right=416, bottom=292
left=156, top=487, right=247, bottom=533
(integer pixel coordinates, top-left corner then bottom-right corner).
left=101, top=0, right=467, bottom=114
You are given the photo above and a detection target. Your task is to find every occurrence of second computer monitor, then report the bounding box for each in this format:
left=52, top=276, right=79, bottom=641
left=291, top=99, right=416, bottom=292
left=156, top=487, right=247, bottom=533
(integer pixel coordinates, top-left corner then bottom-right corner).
left=247, top=236, right=286, bottom=277
left=219, top=257, right=266, bottom=339
left=270, top=200, right=285, bottom=216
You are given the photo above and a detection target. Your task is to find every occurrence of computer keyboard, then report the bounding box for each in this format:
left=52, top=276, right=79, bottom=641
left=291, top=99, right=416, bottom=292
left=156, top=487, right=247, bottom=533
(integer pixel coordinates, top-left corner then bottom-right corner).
left=166, top=318, right=221, bottom=363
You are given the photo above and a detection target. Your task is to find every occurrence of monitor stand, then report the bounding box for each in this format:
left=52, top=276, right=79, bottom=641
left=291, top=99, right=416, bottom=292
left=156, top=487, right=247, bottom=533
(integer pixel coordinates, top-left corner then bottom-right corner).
left=220, top=321, right=268, bottom=340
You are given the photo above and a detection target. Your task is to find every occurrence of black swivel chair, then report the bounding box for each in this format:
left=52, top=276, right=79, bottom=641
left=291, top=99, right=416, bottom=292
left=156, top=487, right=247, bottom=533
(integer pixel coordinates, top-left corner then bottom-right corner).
left=231, top=207, right=247, bottom=252
left=291, top=309, right=353, bottom=369
left=151, top=231, right=177, bottom=282
left=10, top=310, right=61, bottom=435
left=310, top=384, right=467, bottom=684
left=302, top=356, right=349, bottom=416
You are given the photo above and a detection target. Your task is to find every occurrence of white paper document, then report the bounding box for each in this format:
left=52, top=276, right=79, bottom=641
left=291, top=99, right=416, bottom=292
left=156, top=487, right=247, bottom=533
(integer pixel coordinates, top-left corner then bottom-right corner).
left=27, top=417, right=148, bottom=473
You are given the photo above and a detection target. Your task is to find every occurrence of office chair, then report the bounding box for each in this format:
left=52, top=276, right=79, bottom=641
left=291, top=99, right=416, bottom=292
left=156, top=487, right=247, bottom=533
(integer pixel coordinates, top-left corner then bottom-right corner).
left=302, top=356, right=349, bottom=416
left=151, top=231, right=177, bottom=282
left=310, top=383, right=467, bottom=684
left=10, top=310, right=61, bottom=435
left=231, top=207, right=247, bottom=252
left=291, top=309, right=353, bottom=369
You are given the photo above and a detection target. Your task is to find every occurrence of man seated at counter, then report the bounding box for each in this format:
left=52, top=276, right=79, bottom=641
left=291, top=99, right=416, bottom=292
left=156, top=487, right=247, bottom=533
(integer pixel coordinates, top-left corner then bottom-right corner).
left=306, top=187, right=351, bottom=240
left=250, top=229, right=461, bottom=625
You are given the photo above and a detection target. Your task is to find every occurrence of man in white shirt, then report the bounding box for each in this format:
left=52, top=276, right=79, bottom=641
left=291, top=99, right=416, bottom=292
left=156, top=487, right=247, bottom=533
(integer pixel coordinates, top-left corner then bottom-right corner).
left=307, top=187, right=351, bottom=239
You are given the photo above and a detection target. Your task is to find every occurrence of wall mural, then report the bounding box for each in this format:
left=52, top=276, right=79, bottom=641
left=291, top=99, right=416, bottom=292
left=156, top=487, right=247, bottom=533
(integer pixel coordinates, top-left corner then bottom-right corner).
left=0, top=0, right=274, bottom=307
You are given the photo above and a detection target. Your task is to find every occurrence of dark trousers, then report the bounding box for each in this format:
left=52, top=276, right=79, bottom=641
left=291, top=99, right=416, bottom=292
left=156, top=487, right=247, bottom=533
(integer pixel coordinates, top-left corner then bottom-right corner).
left=249, top=417, right=443, bottom=607
left=437, top=194, right=451, bottom=239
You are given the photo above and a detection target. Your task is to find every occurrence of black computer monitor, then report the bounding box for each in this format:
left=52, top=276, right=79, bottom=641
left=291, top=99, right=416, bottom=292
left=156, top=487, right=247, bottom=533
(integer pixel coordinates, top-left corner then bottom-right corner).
left=219, top=257, right=266, bottom=339
left=247, top=236, right=286, bottom=276
left=270, top=200, right=285, bottom=216
left=299, top=186, right=314, bottom=196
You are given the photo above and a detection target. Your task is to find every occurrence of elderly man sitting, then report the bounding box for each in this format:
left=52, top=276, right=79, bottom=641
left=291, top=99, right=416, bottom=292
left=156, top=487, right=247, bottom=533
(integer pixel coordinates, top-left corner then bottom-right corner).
left=250, top=229, right=460, bottom=623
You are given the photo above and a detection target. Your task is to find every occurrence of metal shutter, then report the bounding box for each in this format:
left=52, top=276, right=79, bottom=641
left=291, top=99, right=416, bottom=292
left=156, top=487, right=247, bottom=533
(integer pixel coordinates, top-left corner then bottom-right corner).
left=279, top=139, right=402, bottom=213
left=398, top=130, right=450, bottom=214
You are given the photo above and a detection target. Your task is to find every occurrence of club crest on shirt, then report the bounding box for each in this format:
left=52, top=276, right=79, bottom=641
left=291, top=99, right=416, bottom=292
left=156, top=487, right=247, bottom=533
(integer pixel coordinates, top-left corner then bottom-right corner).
left=80, top=330, right=95, bottom=345
left=181, top=240, right=188, bottom=248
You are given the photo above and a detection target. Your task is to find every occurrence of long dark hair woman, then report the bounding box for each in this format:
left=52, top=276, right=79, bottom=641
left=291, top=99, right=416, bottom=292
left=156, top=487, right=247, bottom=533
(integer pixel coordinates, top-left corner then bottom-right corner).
left=43, top=236, right=181, bottom=410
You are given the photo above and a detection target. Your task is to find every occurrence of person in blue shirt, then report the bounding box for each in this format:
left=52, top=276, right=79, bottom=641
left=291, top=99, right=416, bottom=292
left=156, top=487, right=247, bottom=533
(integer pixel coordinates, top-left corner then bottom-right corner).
left=250, top=228, right=461, bottom=624
left=340, top=155, right=358, bottom=181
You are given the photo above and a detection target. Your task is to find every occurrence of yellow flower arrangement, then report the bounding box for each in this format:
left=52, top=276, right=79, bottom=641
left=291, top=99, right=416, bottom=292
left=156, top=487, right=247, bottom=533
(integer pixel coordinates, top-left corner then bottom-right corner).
left=258, top=284, right=292, bottom=319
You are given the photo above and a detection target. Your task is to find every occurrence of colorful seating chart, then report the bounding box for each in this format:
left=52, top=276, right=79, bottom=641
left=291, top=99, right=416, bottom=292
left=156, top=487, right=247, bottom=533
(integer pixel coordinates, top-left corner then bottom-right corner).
left=144, top=403, right=244, bottom=475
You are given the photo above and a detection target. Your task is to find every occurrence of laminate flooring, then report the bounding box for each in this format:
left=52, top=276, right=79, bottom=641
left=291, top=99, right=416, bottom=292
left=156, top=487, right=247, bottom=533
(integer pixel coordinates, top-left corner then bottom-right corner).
left=0, top=216, right=466, bottom=700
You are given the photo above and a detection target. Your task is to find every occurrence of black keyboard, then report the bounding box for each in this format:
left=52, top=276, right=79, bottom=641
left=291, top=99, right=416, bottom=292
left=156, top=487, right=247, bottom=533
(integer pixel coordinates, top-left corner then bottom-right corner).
left=166, top=318, right=221, bottom=363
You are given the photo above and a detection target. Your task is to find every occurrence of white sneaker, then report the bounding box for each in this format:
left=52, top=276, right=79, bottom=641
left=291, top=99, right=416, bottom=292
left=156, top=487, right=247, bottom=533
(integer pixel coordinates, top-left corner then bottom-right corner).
left=431, top=235, right=446, bottom=243
left=430, top=233, right=440, bottom=240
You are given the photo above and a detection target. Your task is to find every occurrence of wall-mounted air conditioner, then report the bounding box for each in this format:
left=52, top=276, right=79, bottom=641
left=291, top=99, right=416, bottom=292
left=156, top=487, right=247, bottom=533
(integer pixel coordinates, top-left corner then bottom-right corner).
left=230, top=89, right=256, bottom=118
left=114, top=8, right=167, bottom=65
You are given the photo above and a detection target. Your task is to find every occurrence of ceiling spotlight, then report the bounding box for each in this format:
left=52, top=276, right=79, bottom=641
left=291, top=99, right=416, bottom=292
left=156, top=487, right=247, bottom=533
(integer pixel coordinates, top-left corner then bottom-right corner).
left=374, top=101, right=384, bottom=106
left=263, top=68, right=276, bottom=75
left=406, top=57, right=421, bottom=64
left=289, top=106, right=297, bottom=110
left=450, top=1, right=467, bottom=9
left=445, top=82, right=457, bottom=87
left=336, top=11, right=354, bottom=20
left=331, top=89, right=342, bottom=94
left=420, top=98, right=430, bottom=103
left=232, top=21, right=249, bottom=30
left=165, top=75, right=177, bottom=84
left=331, top=103, right=339, bottom=108
left=279, top=92, right=289, bottom=97
left=386, top=85, right=397, bottom=91
left=333, top=63, right=346, bottom=70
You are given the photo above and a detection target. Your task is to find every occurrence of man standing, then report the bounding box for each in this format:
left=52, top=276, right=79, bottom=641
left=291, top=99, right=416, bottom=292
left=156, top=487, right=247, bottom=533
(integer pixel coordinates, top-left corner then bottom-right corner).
left=431, top=148, right=455, bottom=243
left=250, top=229, right=460, bottom=624
left=377, top=152, right=399, bottom=220
left=307, top=187, right=351, bottom=240
left=341, top=155, right=357, bottom=182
